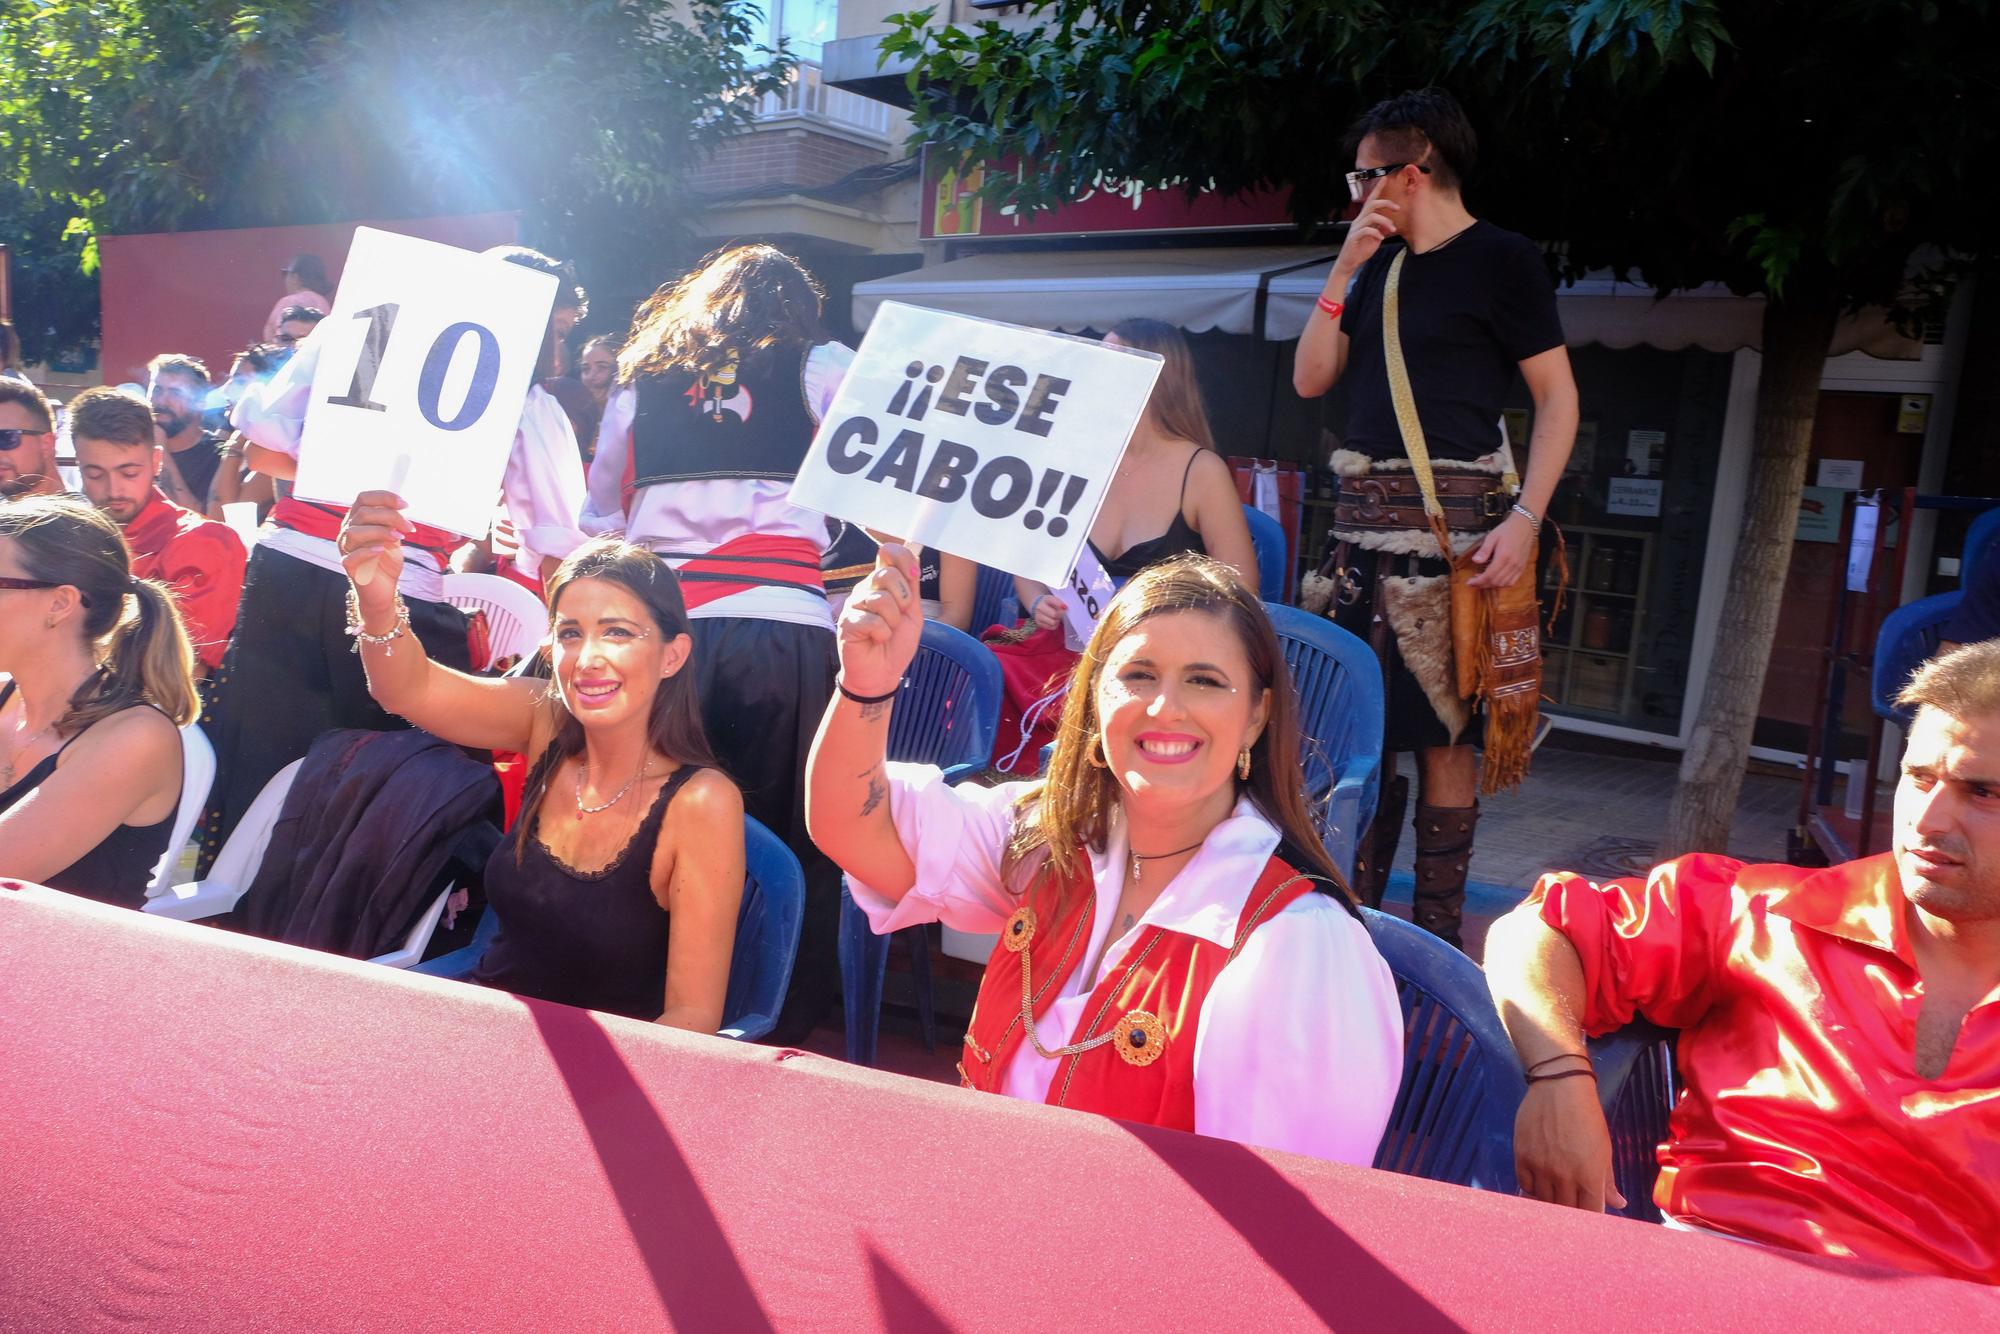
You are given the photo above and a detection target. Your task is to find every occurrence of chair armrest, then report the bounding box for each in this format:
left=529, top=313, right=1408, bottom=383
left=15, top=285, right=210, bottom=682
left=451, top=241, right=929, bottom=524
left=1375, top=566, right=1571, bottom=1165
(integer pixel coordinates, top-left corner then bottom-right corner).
left=142, top=878, right=246, bottom=922
left=942, top=762, right=988, bottom=788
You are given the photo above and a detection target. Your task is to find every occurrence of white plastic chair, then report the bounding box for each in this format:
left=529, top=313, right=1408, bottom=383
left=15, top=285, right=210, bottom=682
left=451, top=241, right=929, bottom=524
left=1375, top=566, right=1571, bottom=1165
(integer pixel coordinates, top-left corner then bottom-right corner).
left=146, top=758, right=302, bottom=922
left=144, top=757, right=449, bottom=969
left=442, top=572, right=547, bottom=671
left=144, top=724, right=216, bottom=899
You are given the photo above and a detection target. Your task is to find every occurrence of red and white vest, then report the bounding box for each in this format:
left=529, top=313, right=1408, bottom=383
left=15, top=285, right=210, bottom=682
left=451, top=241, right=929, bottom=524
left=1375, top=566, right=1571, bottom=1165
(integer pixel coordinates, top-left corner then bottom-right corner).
left=959, top=852, right=1323, bottom=1130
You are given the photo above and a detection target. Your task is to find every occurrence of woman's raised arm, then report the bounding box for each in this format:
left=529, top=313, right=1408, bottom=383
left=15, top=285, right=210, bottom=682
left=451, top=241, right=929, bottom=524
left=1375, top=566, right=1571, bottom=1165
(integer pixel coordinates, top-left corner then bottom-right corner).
left=806, top=543, right=924, bottom=897
left=339, top=491, right=544, bottom=756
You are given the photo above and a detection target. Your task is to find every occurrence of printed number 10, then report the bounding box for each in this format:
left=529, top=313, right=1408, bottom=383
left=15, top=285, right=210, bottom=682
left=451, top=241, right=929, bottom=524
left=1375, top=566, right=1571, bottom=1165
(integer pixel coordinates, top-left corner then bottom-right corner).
left=326, top=302, right=503, bottom=432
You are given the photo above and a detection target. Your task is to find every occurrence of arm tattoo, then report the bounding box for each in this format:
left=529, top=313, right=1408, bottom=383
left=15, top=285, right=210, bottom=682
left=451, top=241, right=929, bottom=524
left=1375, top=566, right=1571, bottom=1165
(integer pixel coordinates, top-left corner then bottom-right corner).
left=860, top=769, right=888, bottom=818
left=858, top=698, right=892, bottom=722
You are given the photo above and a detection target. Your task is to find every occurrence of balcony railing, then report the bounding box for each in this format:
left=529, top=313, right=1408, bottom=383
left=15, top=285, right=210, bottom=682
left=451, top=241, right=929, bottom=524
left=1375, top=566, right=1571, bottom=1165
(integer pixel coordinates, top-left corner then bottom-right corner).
left=756, top=60, right=894, bottom=141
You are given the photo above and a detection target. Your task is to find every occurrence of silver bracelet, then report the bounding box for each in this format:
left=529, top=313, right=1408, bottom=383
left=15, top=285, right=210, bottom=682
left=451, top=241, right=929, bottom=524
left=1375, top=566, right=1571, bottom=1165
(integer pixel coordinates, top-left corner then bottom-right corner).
left=346, top=588, right=412, bottom=655
left=1509, top=501, right=1542, bottom=533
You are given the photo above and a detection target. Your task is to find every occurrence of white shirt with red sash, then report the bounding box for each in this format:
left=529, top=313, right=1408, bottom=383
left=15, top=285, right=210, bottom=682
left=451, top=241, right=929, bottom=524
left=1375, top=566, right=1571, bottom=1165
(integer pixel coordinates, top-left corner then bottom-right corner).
left=579, top=341, right=853, bottom=629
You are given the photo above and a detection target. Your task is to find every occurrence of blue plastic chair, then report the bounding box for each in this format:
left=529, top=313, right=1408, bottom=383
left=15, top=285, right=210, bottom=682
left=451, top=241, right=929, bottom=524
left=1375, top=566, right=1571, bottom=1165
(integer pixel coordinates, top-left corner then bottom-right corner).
left=1265, top=602, right=1383, bottom=881
left=1871, top=591, right=1959, bottom=725
left=1361, top=907, right=1526, bottom=1191
left=411, top=815, right=802, bottom=1043
left=970, top=563, right=1019, bottom=636
left=1963, top=506, right=2000, bottom=586
left=838, top=622, right=1004, bottom=1065
left=1363, top=906, right=1677, bottom=1212
left=1242, top=504, right=1291, bottom=604
left=1590, top=1021, right=1677, bottom=1223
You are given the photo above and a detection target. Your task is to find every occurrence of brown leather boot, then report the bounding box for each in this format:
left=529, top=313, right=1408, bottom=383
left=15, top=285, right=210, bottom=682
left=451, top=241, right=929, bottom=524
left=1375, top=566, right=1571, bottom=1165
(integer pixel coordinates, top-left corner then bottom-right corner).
left=1352, top=773, right=1408, bottom=909
left=1412, top=802, right=1479, bottom=951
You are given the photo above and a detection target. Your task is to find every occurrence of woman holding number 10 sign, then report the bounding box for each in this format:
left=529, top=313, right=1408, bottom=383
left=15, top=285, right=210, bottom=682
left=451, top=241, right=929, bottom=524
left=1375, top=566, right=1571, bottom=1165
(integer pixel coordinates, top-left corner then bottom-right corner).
left=197, top=247, right=590, bottom=874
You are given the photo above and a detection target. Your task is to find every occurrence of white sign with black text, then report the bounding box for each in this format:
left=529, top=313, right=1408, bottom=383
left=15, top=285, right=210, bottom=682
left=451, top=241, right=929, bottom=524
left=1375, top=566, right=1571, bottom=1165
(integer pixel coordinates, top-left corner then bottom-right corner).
left=788, top=301, right=1163, bottom=589
left=292, top=227, right=556, bottom=536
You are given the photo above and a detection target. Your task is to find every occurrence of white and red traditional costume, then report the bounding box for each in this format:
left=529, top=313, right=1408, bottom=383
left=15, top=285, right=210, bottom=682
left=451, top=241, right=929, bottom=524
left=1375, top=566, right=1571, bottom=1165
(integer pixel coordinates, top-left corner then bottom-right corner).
left=582, top=340, right=853, bottom=1038
left=850, top=765, right=1404, bottom=1164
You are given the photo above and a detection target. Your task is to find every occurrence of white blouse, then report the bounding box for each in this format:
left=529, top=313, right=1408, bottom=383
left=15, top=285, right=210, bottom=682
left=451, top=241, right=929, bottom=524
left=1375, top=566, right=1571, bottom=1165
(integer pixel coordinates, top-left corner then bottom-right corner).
left=232, top=337, right=588, bottom=598
left=848, top=766, right=1404, bottom=1166
left=580, top=341, right=854, bottom=628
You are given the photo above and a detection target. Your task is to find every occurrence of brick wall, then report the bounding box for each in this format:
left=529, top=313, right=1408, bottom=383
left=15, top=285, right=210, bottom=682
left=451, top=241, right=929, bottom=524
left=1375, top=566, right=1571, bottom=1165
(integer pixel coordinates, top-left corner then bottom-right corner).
left=691, top=126, right=888, bottom=196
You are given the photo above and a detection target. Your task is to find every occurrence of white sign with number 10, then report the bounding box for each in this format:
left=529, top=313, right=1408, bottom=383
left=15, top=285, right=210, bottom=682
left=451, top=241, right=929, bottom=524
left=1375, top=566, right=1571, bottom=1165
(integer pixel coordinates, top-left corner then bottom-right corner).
left=292, top=227, right=557, bottom=537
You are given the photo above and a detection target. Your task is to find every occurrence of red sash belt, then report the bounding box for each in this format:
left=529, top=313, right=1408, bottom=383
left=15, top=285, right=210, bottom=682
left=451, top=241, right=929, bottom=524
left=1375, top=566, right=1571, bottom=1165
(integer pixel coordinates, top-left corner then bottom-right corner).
left=272, top=498, right=456, bottom=573
left=660, top=534, right=825, bottom=610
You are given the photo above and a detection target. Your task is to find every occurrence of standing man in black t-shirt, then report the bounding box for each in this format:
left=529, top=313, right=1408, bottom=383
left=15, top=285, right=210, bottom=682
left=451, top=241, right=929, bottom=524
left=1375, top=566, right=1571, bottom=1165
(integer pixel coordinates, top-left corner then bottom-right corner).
left=147, top=353, right=228, bottom=515
left=1295, top=88, right=1579, bottom=947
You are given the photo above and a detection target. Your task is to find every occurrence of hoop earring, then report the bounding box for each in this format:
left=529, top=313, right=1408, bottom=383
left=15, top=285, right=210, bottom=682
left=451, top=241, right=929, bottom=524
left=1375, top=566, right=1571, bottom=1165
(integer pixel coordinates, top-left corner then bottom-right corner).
left=1086, top=735, right=1109, bottom=769
left=1237, top=747, right=1252, bottom=781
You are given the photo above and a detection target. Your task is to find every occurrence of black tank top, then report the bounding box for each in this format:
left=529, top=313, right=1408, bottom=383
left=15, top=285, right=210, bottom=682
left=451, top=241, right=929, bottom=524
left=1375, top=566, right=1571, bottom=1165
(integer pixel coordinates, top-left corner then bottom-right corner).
left=0, top=682, right=177, bottom=911
left=1088, top=450, right=1207, bottom=582
left=473, top=754, right=703, bottom=1021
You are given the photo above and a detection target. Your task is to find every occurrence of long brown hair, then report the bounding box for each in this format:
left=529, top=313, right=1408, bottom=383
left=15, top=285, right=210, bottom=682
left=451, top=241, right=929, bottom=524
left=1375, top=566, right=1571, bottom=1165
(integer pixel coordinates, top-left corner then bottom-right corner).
left=619, top=244, right=826, bottom=384
left=512, top=538, right=722, bottom=858
left=1108, top=317, right=1214, bottom=450
left=1004, top=553, right=1348, bottom=902
left=0, top=495, right=198, bottom=730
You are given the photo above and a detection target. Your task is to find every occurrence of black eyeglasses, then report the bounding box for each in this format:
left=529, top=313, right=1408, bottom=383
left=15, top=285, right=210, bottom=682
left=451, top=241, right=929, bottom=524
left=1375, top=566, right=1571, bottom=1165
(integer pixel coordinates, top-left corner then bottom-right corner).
left=0, top=428, right=50, bottom=450
left=0, top=576, right=61, bottom=592
left=1345, top=162, right=1432, bottom=202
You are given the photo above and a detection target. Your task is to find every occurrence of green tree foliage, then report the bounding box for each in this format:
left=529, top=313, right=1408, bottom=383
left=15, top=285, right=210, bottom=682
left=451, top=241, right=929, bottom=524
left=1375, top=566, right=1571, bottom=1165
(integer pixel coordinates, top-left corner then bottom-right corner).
left=883, top=0, right=2000, bottom=851
left=0, top=0, right=793, bottom=350
left=0, top=180, right=98, bottom=364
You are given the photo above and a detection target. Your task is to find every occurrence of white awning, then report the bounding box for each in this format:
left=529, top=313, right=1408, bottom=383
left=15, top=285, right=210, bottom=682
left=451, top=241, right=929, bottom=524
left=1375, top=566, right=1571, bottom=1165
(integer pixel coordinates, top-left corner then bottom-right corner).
left=851, top=246, right=1340, bottom=338
left=1267, top=266, right=1923, bottom=359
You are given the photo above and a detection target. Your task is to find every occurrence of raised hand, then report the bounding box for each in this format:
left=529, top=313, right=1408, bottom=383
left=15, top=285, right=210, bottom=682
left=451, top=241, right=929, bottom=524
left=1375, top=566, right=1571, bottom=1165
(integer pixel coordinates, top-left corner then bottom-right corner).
left=1335, top=197, right=1401, bottom=278
left=838, top=542, right=924, bottom=698
left=337, top=489, right=414, bottom=620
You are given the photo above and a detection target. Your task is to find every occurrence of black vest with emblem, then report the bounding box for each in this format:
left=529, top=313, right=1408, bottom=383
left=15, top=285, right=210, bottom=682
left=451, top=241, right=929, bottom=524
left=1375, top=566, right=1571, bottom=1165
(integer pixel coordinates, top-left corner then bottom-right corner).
left=629, top=343, right=817, bottom=488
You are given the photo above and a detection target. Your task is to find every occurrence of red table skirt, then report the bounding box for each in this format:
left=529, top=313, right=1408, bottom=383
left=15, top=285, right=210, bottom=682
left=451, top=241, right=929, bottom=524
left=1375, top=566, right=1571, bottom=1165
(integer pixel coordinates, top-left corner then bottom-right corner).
left=2, top=883, right=1992, bottom=1329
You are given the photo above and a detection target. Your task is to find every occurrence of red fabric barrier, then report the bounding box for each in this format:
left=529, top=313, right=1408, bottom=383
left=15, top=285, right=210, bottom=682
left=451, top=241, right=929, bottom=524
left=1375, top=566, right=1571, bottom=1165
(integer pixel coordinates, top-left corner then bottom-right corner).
left=2, top=882, right=1993, bottom=1330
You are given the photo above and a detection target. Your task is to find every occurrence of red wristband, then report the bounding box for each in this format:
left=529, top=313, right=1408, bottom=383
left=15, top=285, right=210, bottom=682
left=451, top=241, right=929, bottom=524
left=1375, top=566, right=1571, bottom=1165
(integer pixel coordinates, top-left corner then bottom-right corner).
left=1316, top=296, right=1344, bottom=319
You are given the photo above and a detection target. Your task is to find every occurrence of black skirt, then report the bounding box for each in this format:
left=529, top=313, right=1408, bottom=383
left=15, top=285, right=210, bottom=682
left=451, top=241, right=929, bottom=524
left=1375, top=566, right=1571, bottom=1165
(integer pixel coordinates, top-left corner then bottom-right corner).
left=687, top=614, right=840, bottom=1042
left=197, top=546, right=470, bottom=873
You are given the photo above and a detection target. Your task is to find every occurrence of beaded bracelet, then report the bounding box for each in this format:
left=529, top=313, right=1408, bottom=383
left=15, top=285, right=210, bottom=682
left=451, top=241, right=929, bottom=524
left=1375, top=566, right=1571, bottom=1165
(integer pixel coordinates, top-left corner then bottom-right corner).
left=345, top=588, right=412, bottom=655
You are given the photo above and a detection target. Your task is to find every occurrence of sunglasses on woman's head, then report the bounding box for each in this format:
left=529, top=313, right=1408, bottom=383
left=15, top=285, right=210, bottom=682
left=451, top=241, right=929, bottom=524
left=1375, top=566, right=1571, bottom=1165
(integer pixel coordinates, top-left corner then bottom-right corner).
left=0, top=428, right=49, bottom=450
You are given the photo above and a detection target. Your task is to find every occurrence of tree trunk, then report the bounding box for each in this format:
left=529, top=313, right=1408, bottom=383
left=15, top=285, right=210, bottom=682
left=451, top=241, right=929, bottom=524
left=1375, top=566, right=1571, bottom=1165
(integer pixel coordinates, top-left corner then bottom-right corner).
left=1660, top=282, right=1843, bottom=857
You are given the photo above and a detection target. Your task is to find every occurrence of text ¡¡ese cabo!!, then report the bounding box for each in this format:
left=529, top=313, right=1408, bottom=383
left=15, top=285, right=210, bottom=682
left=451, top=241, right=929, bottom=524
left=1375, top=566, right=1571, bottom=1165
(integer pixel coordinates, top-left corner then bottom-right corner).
left=822, top=356, right=1089, bottom=536
left=790, top=302, right=1161, bottom=588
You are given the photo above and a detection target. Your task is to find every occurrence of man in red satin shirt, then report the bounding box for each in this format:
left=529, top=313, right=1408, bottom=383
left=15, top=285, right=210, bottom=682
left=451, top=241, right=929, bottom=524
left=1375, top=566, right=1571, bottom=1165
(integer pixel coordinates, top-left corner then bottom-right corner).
left=1487, top=639, right=2000, bottom=1284
left=71, top=386, right=246, bottom=676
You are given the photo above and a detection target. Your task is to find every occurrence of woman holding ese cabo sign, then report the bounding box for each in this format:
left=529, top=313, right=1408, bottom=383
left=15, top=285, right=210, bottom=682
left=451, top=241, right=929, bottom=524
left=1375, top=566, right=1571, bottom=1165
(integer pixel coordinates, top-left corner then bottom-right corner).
left=809, top=543, right=1402, bottom=1162
left=200, top=246, right=590, bottom=873
left=582, top=243, right=853, bottom=1042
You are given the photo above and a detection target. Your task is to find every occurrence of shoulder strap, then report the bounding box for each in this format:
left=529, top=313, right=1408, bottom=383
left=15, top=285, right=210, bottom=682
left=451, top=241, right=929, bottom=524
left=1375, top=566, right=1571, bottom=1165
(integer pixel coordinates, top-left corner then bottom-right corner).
left=1382, top=250, right=1455, bottom=560
left=1176, top=449, right=1200, bottom=503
